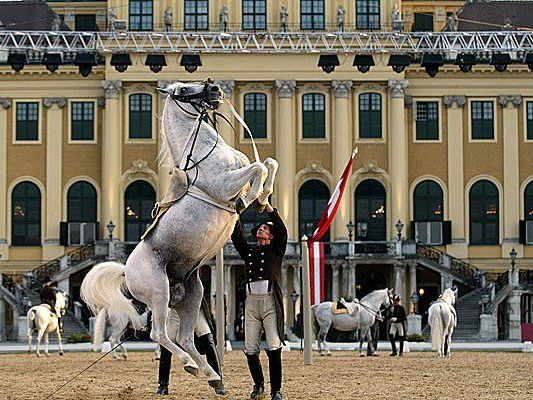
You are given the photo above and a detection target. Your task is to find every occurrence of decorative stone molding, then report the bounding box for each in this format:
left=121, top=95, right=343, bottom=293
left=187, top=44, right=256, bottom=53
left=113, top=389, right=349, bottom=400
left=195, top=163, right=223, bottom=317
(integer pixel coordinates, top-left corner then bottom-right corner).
left=0, top=98, right=11, bottom=109
left=498, top=95, right=522, bottom=108
left=101, top=80, right=123, bottom=99
left=295, top=160, right=334, bottom=187
left=358, top=159, right=388, bottom=176
left=331, top=80, right=353, bottom=98
left=97, top=96, right=105, bottom=109
left=43, top=97, right=67, bottom=108
left=388, top=79, right=409, bottom=98
left=122, top=159, right=158, bottom=188
left=213, top=80, right=235, bottom=98
left=125, top=83, right=153, bottom=94
left=357, top=83, right=384, bottom=92
left=443, top=95, right=466, bottom=108
left=404, top=95, right=413, bottom=109
left=275, top=80, right=296, bottom=98
left=243, top=82, right=270, bottom=92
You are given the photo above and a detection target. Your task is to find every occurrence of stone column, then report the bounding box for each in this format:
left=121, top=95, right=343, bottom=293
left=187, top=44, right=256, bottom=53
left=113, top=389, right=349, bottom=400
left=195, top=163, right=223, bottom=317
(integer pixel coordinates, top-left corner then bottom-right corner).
left=275, top=80, right=297, bottom=238
left=0, top=99, right=10, bottom=259
left=331, top=264, right=340, bottom=301
left=214, top=80, right=236, bottom=147
left=394, top=263, right=406, bottom=304
left=388, top=80, right=409, bottom=238
left=499, top=95, right=523, bottom=257
left=224, top=265, right=235, bottom=340
left=43, top=98, right=67, bottom=259
left=507, top=289, right=523, bottom=340
left=0, top=298, right=6, bottom=341
left=349, top=264, right=357, bottom=298
left=342, top=264, right=350, bottom=297
left=408, top=263, right=417, bottom=313
left=18, top=314, right=27, bottom=342
left=440, top=274, right=454, bottom=294
left=479, top=313, right=498, bottom=340
left=156, top=80, right=175, bottom=197
left=444, top=96, right=467, bottom=258
left=101, top=81, right=123, bottom=239
left=331, top=81, right=353, bottom=240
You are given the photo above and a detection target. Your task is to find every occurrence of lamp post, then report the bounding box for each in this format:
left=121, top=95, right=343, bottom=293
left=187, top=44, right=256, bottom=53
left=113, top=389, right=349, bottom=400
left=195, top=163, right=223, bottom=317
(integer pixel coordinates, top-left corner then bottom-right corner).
left=510, top=247, right=517, bottom=271
left=395, top=219, right=404, bottom=241
left=290, top=290, right=299, bottom=332
left=346, top=220, right=356, bottom=242
left=410, top=292, right=419, bottom=315
left=106, top=220, right=116, bottom=241
left=346, top=222, right=356, bottom=298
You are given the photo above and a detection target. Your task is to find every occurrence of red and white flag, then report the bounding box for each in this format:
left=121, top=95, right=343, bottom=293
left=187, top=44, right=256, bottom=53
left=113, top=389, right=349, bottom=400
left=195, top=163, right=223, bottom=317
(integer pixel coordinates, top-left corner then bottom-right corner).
left=308, top=149, right=357, bottom=305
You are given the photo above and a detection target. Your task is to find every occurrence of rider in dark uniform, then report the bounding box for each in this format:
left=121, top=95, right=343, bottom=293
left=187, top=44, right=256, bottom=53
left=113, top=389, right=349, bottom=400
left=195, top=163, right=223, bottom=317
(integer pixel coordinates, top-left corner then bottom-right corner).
left=40, top=278, right=57, bottom=315
left=388, top=294, right=407, bottom=356
left=231, top=203, right=287, bottom=400
left=156, top=296, right=226, bottom=396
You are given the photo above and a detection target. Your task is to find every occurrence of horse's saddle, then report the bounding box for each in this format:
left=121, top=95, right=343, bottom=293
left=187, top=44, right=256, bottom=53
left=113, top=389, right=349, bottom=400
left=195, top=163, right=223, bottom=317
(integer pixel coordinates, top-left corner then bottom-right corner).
left=332, top=298, right=359, bottom=315
left=41, top=304, right=57, bottom=316
left=331, top=302, right=349, bottom=315
left=141, top=168, right=189, bottom=241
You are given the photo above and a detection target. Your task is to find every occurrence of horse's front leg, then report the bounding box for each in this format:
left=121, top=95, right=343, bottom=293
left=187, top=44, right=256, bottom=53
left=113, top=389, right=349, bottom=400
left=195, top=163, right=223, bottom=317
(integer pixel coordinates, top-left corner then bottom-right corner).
left=56, top=326, right=64, bottom=356
left=27, top=329, right=32, bottom=354
left=257, top=157, right=279, bottom=206
left=359, top=327, right=367, bottom=357
left=225, top=162, right=267, bottom=212
left=366, top=329, right=375, bottom=356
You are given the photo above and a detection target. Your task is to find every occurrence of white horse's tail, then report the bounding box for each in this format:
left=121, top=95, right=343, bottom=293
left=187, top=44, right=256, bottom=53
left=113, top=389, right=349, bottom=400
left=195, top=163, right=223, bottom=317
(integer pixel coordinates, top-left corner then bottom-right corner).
left=92, top=308, right=107, bottom=352
left=311, top=304, right=319, bottom=334
left=27, top=308, right=37, bottom=332
left=428, top=303, right=443, bottom=351
left=81, top=261, right=142, bottom=331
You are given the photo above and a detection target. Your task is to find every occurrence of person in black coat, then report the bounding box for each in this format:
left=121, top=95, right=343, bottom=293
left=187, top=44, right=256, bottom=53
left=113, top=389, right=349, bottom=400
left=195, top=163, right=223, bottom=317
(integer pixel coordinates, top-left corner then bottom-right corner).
left=40, top=278, right=57, bottom=315
left=388, top=294, right=407, bottom=356
left=231, top=203, right=287, bottom=400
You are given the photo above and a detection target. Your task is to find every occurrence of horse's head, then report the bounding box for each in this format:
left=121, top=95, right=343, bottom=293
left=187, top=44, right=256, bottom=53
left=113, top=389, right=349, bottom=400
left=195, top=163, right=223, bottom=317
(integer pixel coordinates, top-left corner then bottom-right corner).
left=384, top=288, right=395, bottom=312
left=157, top=80, right=223, bottom=111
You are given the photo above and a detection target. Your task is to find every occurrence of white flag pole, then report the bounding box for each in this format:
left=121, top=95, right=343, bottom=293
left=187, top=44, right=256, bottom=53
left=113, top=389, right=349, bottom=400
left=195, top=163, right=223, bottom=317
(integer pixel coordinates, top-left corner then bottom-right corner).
left=301, top=235, right=313, bottom=365
left=215, top=248, right=225, bottom=365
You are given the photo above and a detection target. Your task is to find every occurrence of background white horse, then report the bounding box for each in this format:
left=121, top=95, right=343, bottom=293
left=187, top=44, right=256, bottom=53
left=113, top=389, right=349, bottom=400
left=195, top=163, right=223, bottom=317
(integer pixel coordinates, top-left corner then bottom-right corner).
left=428, top=287, right=458, bottom=357
left=312, top=288, right=393, bottom=356
left=27, top=291, right=67, bottom=357
left=82, top=81, right=278, bottom=392
left=92, top=308, right=151, bottom=360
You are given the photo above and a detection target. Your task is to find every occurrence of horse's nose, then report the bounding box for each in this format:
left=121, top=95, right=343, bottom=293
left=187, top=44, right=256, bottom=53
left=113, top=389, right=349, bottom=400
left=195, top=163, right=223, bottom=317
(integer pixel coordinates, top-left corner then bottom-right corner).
left=210, top=85, right=220, bottom=93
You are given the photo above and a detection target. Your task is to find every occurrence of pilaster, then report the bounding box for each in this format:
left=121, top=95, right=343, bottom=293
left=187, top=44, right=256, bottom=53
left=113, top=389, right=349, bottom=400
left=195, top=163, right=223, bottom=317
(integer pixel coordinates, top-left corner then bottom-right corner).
left=275, top=80, right=296, bottom=238
left=408, top=263, right=417, bottom=313
left=0, top=99, right=10, bottom=259
left=393, top=263, right=407, bottom=305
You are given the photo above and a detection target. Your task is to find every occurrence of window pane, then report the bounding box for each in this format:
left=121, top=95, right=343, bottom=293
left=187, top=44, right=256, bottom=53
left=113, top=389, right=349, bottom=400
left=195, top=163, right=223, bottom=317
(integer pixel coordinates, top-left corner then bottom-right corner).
left=11, top=182, right=41, bottom=246
left=301, top=0, right=325, bottom=30
left=356, top=0, right=381, bottom=30
left=129, top=0, right=153, bottom=31
left=299, top=180, right=330, bottom=240
left=124, top=181, right=155, bottom=242
left=71, top=102, right=94, bottom=141
left=471, top=101, right=494, bottom=140
left=67, top=181, right=97, bottom=222
left=302, top=94, right=325, bottom=138
left=359, top=93, right=382, bottom=138
left=527, top=102, right=533, bottom=140
left=129, top=94, right=152, bottom=139
left=16, top=102, right=39, bottom=141
left=185, top=0, right=209, bottom=30
left=469, top=180, right=499, bottom=244
left=416, top=101, right=439, bottom=140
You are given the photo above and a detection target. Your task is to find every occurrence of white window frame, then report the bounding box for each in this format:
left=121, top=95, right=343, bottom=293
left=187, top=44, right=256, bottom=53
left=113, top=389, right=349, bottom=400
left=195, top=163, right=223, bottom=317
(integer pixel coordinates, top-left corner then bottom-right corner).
left=68, top=99, right=98, bottom=144
left=415, top=221, right=443, bottom=245
left=412, top=98, right=442, bottom=143
left=12, top=99, right=43, bottom=145
left=468, top=98, right=498, bottom=143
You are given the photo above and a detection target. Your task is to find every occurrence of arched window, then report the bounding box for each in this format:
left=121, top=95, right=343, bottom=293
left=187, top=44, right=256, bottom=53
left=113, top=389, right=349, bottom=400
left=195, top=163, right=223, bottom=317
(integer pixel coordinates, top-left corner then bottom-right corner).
left=124, top=181, right=156, bottom=242
left=67, top=181, right=97, bottom=222
left=469, top=180, right=499, bottom=245
left=354, top=179, right=386, bottom=241
left=302, top=93, right=325, bottom=139
left=129, top=94, right=152, bottom=139
left=244, top=93, right=267, bottom=139
left=129, top=0, right=153, bottom=31
left=525, top=182, right=533, bottom=221
left=11, top=181, right=41, bottom=246
left=358, top=93, right=382, bottom=139
left=414, top=180, right=443, bottom=222
left=298, top=180, right=330, bottom=240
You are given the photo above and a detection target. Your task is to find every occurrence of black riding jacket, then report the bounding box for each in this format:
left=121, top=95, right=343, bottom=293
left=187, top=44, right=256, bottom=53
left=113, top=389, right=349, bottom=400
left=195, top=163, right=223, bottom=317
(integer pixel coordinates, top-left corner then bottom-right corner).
left=390, top=304, right=407, bottom=323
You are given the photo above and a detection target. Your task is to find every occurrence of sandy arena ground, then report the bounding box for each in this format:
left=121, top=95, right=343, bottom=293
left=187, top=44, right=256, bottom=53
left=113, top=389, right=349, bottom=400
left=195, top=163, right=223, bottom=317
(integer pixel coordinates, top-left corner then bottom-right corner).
left=1, top=350, right=532, bottom=400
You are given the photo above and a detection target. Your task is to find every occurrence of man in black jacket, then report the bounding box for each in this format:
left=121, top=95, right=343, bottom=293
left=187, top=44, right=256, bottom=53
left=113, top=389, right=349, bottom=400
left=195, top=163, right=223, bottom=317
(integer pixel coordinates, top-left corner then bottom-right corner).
left=388, top=294, right=407, bottom=356
left=231, top=203, right=287, bottom=400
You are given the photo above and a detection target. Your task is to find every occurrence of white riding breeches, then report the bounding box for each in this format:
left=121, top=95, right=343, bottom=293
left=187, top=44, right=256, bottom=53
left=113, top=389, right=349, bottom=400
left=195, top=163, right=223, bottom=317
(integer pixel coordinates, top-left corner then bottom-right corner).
left=167, top=308, right=211, bottom=340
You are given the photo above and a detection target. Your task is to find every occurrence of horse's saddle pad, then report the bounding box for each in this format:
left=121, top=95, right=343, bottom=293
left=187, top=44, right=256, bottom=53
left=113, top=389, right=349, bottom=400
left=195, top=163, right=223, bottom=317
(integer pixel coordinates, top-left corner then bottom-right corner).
left=331, top=302, right=350, bottom=314
left=141, top=168, right=188, bottom=241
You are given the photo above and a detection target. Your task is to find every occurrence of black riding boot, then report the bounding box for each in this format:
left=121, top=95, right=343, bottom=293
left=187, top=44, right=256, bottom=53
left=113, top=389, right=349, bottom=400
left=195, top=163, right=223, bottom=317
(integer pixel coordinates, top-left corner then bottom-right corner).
left=156, top=346, right=172, bottom=395
left=245, top=352, right=265, bottom=399
left=200, top=333, right=227, bottom=395
left=389, top=334, right=397, bottom=356
left=399, top=336, right=405, bottom=356
left=266, top=348, right=282, bottom=400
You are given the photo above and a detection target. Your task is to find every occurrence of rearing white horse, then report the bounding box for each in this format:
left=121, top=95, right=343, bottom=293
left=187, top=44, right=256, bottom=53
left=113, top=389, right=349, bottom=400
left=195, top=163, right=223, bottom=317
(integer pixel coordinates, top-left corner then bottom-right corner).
left=27, top=291, right=67, bottom=357
left=82, top=81, right=278, bottom=392
left=428, top=287, right=458, bottom=357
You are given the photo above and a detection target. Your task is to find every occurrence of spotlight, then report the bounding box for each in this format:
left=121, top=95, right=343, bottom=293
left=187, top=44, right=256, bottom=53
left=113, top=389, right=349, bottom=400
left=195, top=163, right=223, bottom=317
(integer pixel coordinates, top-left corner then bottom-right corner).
left=110, top=53, right=132, bottom=73
left=7, top=53, right=27, bottom=72
left=490, top=53, right=511, bottom=72
left=353, top=54, right=375, bottom=73
left=387, top=54, right=411, bottom=73
left=421, top=53, right=444, bottom=78
left=317, top=54, right=340, bottom=73
left=454, top=53, right=476, bottom=73
left=42, top=53, right=62, bottom=73
left=74, top=53, right=98, bottom=77
left=145, top=54, right=167, bottom=73
left=180, top=54, right=202, bottom=73
left=524, top=53, right=533, bottom=71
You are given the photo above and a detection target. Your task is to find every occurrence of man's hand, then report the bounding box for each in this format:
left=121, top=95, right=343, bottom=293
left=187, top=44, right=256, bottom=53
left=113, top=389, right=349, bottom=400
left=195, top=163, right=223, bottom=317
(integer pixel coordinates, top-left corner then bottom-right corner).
left=265, top=203, right=274, bottom=213
left=391, top=317, right=397, bottom=322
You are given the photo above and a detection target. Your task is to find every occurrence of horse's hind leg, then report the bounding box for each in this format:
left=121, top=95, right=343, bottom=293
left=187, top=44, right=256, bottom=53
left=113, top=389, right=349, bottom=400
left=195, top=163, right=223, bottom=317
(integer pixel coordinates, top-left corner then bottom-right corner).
left=175, top=273, right=221, bottom=383
left=36, top=329, right=44, bottom=357
left=317, top=322, right=331, bottom=356
left=27, top=329, right=32, bottom=354
left=44, top=332, right=49, bottom=357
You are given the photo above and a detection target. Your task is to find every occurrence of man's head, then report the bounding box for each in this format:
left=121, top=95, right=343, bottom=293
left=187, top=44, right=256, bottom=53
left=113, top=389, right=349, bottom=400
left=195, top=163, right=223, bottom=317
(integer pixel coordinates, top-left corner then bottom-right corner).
left=393, top=294, right=401, bottom=304
left=252, top=221, right=275, bottom=244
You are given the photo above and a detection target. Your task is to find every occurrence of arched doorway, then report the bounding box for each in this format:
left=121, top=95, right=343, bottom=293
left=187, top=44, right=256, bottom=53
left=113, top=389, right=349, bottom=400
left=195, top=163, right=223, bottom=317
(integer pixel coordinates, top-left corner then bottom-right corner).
left=354, top=179, right=386, bottom=241
left=67, top=181, right=98, bottom=245
left=298, top=179, right=330, bottom=241
left=124, top=180, right=156, bottom=242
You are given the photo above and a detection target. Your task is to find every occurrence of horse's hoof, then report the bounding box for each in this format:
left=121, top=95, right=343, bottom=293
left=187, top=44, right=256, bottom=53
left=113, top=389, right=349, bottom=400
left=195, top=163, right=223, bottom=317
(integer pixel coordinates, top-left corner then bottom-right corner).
left=59, top=351, right=64, bottom=356
left=208, top=380, right=227, bottom=395
left=45, top=353, right=49, bottom=357
left=359, top=354, right=365, bottom=357
left=326, top=352, right=332, bottom=357
left=36, top=353, right=41, bottom=357
left=184, top=365, right=199, bottom=377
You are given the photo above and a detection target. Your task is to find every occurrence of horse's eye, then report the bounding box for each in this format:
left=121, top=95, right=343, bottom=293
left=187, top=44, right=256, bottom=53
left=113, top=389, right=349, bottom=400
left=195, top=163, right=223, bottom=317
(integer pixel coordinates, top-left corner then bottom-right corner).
left=180, top=87, right=187, bottom=94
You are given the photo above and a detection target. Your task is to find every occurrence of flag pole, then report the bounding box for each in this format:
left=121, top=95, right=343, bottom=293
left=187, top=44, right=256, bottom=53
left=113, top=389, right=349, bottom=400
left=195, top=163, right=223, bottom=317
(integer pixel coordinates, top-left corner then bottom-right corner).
left=301, top=235, right=313, bottom=365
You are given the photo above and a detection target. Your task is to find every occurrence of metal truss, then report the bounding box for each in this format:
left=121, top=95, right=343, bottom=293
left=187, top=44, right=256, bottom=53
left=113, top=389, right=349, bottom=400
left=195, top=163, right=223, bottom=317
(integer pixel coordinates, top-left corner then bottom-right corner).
left=1, top=30, right=533, bottom=54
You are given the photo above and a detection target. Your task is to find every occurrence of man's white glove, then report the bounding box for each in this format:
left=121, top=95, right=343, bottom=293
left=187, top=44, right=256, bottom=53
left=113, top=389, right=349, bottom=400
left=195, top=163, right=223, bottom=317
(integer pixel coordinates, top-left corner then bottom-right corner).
left=391, top=317, right=397, bottom=322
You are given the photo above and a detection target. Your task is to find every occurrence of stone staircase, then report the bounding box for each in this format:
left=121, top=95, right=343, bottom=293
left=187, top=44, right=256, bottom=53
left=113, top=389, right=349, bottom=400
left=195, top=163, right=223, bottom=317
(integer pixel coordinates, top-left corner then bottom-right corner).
left=451, top=288, right=485, bottom=340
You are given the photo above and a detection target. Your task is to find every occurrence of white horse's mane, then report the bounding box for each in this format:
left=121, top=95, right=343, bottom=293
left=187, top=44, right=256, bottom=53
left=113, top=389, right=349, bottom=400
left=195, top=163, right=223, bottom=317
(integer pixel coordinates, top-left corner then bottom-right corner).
left=440, top=287, right=457, bottom=305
